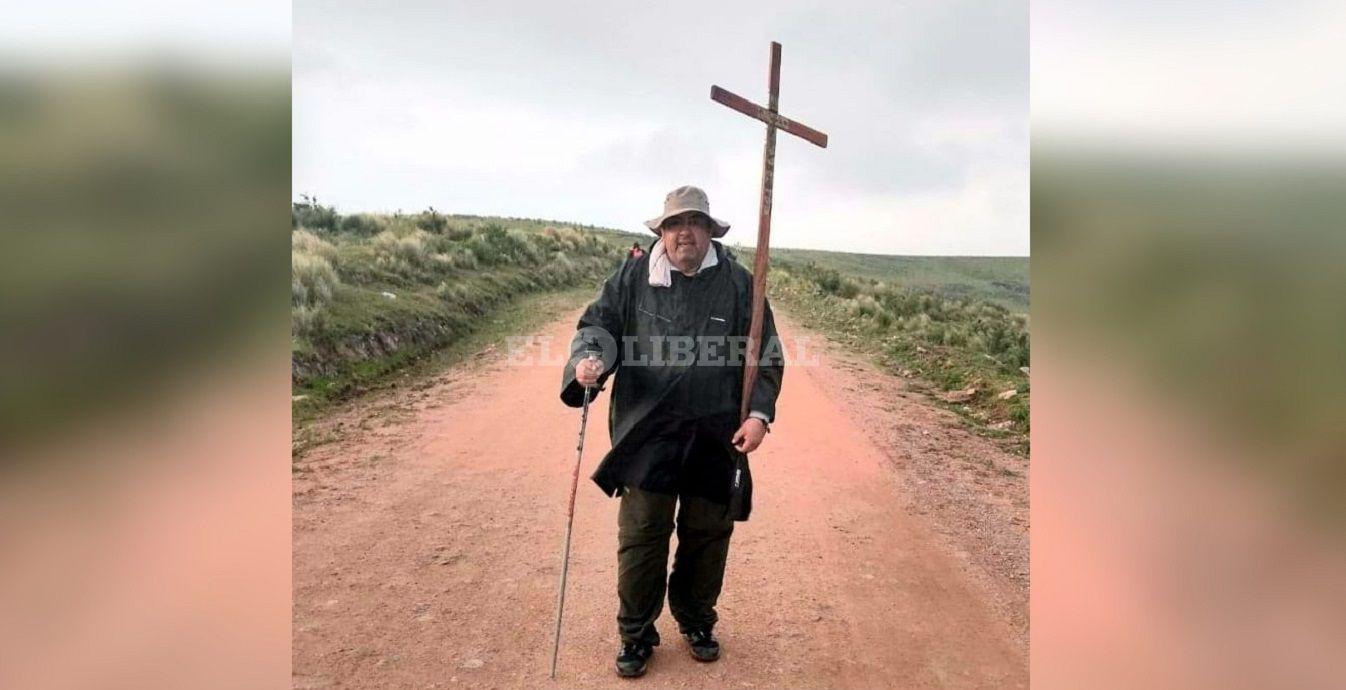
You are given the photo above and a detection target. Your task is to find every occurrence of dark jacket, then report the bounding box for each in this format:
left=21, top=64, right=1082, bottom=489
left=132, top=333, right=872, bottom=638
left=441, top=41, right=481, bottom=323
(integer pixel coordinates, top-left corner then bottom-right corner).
left=559, top=241, right=784, bottom=521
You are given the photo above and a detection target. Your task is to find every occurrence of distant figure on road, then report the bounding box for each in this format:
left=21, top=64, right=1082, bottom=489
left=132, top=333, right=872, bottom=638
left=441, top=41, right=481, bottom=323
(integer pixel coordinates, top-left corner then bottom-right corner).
left=560, top=185, right=784, bottom=678
left=628, top=242, right=645, bottom=260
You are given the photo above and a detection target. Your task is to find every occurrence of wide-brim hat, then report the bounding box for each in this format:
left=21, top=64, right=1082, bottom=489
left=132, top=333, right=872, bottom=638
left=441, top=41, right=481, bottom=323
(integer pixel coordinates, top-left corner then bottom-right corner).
left=644, top=185, right=731, bottom=238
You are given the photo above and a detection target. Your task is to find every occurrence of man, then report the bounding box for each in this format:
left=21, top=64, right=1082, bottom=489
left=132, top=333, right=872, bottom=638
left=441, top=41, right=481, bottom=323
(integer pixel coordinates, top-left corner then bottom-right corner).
left=628, top=242, right=646, bottom=260
left=559, top=185, right=784, bottom=678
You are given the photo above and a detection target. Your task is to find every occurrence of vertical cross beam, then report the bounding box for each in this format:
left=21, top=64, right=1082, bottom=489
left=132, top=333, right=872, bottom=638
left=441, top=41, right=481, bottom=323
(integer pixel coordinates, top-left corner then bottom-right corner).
left=743, top=42, right=781, bottom=422
left=711, top=41, right=828, bottom=422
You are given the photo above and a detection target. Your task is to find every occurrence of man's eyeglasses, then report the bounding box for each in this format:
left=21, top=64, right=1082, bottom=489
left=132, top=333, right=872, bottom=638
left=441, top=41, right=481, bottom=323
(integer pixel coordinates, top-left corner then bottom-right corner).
left=662, top=214, right=711, bottom=231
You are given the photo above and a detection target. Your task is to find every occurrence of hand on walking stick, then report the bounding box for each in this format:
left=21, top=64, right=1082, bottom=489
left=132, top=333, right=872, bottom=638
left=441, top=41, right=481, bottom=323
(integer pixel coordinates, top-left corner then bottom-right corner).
left=576, top=353, right=603, bottom=389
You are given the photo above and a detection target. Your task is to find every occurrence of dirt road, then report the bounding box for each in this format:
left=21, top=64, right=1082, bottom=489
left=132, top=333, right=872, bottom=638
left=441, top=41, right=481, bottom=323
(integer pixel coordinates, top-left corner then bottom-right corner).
left=293, top=311, right=1028, bottom=689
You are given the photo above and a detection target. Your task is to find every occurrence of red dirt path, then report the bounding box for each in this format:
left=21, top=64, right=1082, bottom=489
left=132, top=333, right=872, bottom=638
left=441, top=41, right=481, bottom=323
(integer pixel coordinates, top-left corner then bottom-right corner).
left=293, top=311, right=1027, bottom=689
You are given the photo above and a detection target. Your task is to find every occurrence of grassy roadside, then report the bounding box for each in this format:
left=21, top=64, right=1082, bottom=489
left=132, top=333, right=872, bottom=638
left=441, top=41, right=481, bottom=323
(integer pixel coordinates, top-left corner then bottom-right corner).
left=291, top=200, right=636, bottom=429
left=292, top=285, right=595, bottom=453
left=768, top=260, right=1030, bottom=454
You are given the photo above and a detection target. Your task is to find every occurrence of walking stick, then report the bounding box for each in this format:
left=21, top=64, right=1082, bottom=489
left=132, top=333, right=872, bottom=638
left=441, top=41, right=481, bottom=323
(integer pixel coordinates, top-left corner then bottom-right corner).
left=549, top=350, right=600, bottom=679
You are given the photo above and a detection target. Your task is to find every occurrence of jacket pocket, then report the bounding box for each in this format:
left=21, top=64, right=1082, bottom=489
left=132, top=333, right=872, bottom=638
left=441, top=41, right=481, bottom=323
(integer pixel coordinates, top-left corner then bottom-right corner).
left=637, top=304, right=671, bottom=324
left=632, top=299, right=673, bottom=358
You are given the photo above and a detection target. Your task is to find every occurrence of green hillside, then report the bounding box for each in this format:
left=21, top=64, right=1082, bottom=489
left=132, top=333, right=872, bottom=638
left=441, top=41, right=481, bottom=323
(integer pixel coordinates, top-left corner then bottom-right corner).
left=292, top=201, right=1029, bottom=449
left=740, top=247, right=1028, bottom=311
left=291, top=200, right=634, bottom=417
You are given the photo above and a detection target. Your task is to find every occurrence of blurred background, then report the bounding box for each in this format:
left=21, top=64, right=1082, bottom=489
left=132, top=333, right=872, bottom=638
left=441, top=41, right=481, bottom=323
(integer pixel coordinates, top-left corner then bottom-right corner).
left=0, top=2, right=291, bottom=689
left=1032, top=0, right=1346, bottom=687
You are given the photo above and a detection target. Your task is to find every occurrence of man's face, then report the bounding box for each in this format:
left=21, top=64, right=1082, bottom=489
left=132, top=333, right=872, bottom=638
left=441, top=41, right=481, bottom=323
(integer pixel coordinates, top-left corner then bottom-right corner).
left=659, top=212, right=712, bottom=268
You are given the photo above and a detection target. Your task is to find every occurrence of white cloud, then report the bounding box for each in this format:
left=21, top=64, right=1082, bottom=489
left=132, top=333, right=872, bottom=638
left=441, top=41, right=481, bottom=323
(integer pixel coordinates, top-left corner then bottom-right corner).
left=295, top=0, right=1028, bottom=256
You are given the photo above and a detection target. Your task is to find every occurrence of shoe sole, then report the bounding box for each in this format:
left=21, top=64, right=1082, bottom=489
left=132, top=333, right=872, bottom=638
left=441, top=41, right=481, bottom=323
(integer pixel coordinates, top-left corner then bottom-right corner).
left=615, top=664, right=648, bottom=678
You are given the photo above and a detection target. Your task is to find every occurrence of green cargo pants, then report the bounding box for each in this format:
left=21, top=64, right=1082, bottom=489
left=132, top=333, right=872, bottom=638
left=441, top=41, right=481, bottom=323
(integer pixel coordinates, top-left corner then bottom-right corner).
left=617, top=487, right=736, bottom=646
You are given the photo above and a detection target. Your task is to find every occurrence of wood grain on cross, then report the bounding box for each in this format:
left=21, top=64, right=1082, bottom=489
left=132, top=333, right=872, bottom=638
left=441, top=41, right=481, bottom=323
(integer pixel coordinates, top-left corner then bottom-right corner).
left=711, top=41, right=828, bottom=422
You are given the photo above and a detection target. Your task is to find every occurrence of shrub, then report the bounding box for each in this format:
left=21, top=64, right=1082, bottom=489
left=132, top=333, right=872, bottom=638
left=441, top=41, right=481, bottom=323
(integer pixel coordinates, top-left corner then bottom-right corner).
left=445, top=225, right=473, bottom=241
left=340, top=213, right=383, bottom=236
left=541, top=251, right=578, bottom=285
left=449, top=246, right=478, bottom=270
left=292, top=252, right=339, bottom=307
left=467, top=224, right=536, bottom=267
left=436, top=280, right=470, bottom=305
left=292, top=229, right=337, bottom=262
left=371, top=229, right=434, bottom=279
left=292, top=304, right=327, bottom=337
left=815, top=267, right=842, bottom=295
left=292, top=195, right=339, bottom=231
left=552, top=227, right=585, bottom=252
left=853, top=295, right=880, bottom=317
left=416, top=207, right=447, bottom=233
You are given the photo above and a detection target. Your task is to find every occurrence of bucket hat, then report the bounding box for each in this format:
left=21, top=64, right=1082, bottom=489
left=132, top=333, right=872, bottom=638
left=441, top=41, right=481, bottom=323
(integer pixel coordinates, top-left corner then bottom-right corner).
left=643, top=185, right=730, bottom=238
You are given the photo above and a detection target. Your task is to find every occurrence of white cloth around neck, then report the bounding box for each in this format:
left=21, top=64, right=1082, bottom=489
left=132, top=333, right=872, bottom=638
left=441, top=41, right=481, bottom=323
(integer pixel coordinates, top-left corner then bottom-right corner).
left=648, top=241, right=719, bottom=287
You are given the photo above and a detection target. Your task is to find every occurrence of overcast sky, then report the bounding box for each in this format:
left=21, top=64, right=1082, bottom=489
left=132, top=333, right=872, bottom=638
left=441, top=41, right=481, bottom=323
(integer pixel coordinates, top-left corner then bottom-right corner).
left=1034, top=0, right=1346, bottom=151
left=294, top=1, right=1027, bottom=256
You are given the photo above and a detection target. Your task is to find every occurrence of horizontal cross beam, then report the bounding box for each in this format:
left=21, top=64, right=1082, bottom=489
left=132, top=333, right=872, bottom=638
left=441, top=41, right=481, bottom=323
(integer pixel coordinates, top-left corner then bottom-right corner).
left=710, top=85, right=828, bottom=149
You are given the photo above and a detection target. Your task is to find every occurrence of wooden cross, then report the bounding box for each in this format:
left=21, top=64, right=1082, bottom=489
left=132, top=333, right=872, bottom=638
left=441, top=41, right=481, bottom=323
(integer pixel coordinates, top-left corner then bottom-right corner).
left=711, top=41, right=828, bottom=422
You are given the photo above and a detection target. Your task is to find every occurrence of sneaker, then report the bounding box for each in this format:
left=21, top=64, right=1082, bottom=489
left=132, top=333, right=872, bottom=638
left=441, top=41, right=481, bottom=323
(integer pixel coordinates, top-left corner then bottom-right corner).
left=682, top=628, right=720, bottom=662
left=615, top=641, right=653, bottom=677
